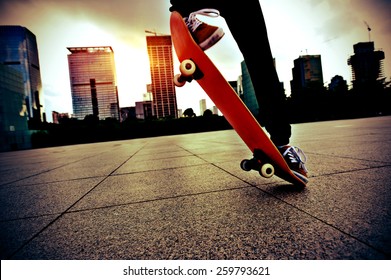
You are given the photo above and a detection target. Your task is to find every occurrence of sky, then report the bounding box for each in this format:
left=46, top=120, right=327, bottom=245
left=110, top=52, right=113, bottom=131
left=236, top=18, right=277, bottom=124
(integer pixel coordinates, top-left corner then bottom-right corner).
left=0, top=0, right=390, bottom=121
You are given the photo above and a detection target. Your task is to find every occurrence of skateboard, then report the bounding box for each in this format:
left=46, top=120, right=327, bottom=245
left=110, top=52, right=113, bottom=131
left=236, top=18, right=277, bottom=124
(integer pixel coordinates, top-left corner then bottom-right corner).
left=170, top=11, right=307, bottom=187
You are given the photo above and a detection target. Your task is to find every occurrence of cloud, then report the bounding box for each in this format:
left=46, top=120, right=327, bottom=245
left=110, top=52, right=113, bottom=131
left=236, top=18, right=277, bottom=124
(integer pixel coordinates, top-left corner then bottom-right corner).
left=297, top=0, right=390, bottom=77
left=1, top=0, right=390, bottom=118
left=357, top=0, right=391, bottom=34
left=311, top=0, right=391, bottom=37
left=0, top=0, right=171, bottom=39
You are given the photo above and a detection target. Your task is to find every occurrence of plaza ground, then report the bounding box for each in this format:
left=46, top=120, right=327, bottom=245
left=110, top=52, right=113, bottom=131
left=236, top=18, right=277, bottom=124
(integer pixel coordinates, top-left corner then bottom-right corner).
left=0, top=116, right=390, bottom=259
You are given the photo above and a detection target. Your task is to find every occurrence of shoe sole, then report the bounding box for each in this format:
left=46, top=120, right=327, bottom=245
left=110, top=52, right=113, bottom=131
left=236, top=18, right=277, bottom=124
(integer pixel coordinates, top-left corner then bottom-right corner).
left=292, top=170, right=309, bottom=184
left=199, top=28, right=225, bottom=51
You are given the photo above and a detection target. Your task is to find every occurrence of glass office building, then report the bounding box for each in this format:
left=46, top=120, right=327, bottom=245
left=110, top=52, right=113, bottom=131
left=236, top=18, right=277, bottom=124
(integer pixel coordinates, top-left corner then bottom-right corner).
left=67, top=46, right=120, bottom=120
left=0, top=64, right=32, bottom=151
left=146, top=35, right=178, bottom=119
left=290, top=55, right=324, bottom=98
left=0, top=25, right=44, bottom=122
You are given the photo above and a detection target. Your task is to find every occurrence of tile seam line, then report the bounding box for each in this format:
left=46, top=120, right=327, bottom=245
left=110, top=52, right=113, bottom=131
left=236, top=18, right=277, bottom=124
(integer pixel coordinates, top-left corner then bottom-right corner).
left=306, top=151, right=391, bottom=164
left=0, top=150, right=110, bottom=188
left=256, top=182, right=390, bottom=258
left=0, top=185, right=253, bottom=223
left=5, top=142, right=148, bottom=259
left=197, top=156, right=391, bottom=258
left=308, top=164, right=391, bottom=179
left=52, top=185, right=252, bottom=215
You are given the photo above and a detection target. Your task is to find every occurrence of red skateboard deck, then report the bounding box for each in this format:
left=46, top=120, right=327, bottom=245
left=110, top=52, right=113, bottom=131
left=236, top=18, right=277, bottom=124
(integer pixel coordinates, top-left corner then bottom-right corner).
left=170, top=11, right=307, bottom=187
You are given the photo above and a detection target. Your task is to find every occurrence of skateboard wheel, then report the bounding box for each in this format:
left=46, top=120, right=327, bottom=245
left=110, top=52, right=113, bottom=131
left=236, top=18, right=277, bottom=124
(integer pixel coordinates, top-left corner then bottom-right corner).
left=179, top=59, right=196, bottom=77
left=240, top=159, right=252, bottom=172
left=173, top=74, right=186, bottom=87
left=260, top=163, right=274, bottom=178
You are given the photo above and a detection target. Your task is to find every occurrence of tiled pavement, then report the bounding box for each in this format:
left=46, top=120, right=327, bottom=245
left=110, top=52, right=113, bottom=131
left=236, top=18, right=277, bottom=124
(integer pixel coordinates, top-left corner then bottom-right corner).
left=1, top=116, right=390, bottom=259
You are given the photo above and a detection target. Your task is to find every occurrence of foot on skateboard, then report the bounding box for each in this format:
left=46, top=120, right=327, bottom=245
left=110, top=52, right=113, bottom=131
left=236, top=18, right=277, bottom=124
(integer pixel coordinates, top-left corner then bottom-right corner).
left=184, top=9, right=225, bottom=51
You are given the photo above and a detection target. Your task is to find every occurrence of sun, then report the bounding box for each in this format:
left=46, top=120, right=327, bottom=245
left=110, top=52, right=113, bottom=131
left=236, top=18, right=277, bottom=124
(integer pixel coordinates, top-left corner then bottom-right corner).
left=65, top=21, right=152, bottom=108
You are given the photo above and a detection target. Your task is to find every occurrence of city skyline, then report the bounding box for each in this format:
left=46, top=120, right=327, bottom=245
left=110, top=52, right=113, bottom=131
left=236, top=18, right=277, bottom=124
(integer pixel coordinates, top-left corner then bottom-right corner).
left=0, top=0, right=390, bottom=122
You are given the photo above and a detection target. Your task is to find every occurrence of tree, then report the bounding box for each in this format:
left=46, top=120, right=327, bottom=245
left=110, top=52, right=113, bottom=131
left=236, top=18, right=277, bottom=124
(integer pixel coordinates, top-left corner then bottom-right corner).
left=203, top=109, right=213, bottom=117
left=183, top=108, right=196, bottom=117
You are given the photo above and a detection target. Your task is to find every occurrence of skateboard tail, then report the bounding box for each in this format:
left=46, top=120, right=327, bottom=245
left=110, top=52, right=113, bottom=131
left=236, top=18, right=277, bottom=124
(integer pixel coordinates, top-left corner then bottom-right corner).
left=198, top=80, right=305, bottom=187
left=196, top=67, right=306, bottom=187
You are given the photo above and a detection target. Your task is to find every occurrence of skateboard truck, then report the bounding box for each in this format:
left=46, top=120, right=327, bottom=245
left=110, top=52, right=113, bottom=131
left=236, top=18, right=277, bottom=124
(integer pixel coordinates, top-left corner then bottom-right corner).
left=240, top=149, right=275, bottom=178
left=174, top=59, right=204, bottom=87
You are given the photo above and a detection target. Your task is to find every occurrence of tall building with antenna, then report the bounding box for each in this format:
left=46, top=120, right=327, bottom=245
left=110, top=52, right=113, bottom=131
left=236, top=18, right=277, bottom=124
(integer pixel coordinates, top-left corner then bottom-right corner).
left=146, top=32, right=178, bottom=119
left=363, top=21, right=372, bottom=42
left=347, top=21, right=385, bottom=91
left=347, top=41, right=385, bottom=90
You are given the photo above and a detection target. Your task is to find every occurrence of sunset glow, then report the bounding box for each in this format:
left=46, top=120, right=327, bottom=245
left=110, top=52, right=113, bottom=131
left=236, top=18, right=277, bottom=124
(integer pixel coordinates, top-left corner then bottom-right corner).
left=0, top=0, right=390, bottom=121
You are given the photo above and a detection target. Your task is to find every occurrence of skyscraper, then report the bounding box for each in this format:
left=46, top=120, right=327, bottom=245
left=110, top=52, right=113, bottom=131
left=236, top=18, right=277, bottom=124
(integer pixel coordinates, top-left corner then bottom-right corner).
left=0, top=64, right=32, bottom=151
left=290, top=55, right=324, bottom=97
left=240, top=60, right=259, bottom=117
left=0, top=25, right=44, bottom=122
left=146, top=35, right=178, bottom=119
left=199, top=99, right=206, bottom=116
left=348, top=41, right=385, bottom=90
left=67, top=46, right=120, bottom=120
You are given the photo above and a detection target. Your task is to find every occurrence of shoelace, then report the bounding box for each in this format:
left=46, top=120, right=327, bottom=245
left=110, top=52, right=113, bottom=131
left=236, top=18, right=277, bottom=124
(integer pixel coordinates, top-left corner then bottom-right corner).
left=283, top=146, right=308, bottom=172
left=185, top=8, right=220, bottom=32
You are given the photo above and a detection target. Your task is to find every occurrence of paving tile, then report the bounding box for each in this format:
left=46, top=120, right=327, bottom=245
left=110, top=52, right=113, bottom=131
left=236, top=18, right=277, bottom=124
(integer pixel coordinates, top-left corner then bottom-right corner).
left=261, top=166, right=391, bottom=256
left=12, top=188, right=384, bottom=259
left=0, top=177, right=103, bottom=220
left=1, top=117, right=391, bottom=260
left=72, top=164, right=248, bottom=211
left=114, top=154, right=207, bottom=174
left=0, top=215, right=57, bottom=259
